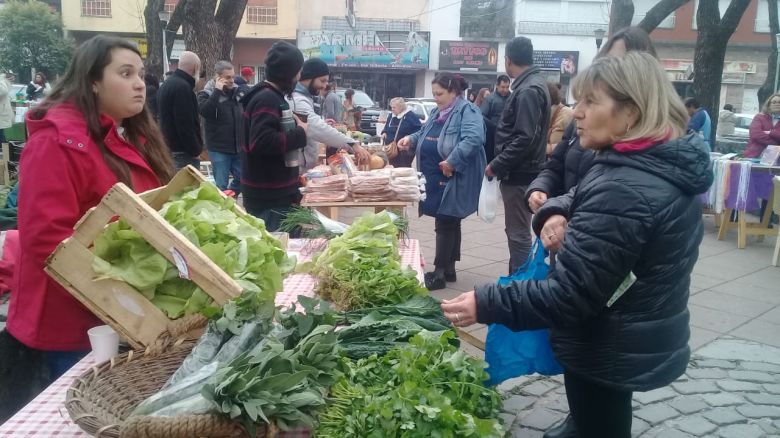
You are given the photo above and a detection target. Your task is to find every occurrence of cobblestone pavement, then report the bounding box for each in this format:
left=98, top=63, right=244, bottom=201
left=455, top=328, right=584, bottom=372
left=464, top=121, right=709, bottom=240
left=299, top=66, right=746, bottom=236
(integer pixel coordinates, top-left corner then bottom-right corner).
left=498, top=338, right=780, bottom=437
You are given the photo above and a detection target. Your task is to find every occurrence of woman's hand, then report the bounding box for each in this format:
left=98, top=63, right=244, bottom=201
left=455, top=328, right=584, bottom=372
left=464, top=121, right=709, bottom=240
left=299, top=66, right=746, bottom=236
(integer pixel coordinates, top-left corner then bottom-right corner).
left=439, top=161, right=455, bottom=177
left=397, top=136, right=411, bottom=150
left=540, top=214, right=568, bottom=251
left=528, top=191, right=548, bottom=213
left=441, top=291, right=478, bottom=327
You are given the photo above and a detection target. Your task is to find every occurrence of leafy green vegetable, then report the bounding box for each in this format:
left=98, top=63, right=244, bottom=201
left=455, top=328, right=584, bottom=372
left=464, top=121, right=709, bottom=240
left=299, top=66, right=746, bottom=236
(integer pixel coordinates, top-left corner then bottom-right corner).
left=303, top=212, right=426, bottom=311
left=316, top=331, right=504, bottom=438
left=92, top=182, right=295, bottom=319
left=203, top=324, right=341, bottom=434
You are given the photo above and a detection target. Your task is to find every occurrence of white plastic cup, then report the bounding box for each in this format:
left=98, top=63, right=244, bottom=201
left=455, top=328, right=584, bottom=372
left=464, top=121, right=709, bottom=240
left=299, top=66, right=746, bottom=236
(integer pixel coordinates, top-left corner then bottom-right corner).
left=88, top=325, right=119, bottom=363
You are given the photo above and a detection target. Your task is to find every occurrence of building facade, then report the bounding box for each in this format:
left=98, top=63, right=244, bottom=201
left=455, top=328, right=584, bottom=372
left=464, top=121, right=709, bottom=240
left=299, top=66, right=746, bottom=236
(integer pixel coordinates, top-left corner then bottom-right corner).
left=296, top=0, right=431, bottom=108
left=61, top=0, right=297, bottom=83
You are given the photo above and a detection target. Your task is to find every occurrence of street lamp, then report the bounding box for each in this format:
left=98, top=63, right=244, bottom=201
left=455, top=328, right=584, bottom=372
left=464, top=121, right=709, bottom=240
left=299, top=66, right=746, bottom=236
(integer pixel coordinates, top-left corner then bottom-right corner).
left=774, top=33, right=780, bottom=93
left=158, top=10, right=171, bottom=78
left=594, top=28, right=606, bottom=50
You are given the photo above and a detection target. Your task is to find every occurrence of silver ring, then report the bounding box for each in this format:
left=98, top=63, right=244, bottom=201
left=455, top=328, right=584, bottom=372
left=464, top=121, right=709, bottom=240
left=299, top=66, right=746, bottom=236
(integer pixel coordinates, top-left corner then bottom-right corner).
left=455, top=312, right=461, bottom=322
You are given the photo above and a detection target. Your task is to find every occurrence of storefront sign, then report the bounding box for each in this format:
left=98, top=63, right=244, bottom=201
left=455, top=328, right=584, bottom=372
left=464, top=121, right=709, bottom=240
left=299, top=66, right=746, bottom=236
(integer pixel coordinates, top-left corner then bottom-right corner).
left=533, top=51, right=579, bottom=76
left=724, top=61, right=756, bottom=74
left=439, top=41, right=498, bottom=72
left=298, top=30, right=429, bottom=70
left=127, top=38, right=148, bottom=58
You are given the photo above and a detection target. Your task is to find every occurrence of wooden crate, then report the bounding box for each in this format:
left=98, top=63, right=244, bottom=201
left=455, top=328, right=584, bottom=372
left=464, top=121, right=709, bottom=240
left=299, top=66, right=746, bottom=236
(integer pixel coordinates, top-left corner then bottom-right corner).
left=45, top=166, right=243, bottom=349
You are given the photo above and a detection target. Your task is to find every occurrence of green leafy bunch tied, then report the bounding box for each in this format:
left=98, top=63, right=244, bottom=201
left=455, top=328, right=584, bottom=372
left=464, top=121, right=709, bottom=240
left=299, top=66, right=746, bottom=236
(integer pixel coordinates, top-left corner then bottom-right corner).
left=306, top=211, right=426, bottom=311
left=316, top=330, right=504, bottom=438
left=92, top=182, right=295, bottom=319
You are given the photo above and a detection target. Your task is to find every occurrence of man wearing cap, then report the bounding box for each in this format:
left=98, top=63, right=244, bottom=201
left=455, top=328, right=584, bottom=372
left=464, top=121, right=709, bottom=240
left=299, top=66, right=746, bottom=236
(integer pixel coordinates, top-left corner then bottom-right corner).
left=239, top=41, right=308, bottom=231
left=289, top=58, right=370, bottom=171
left=0, top=71, right=15, bottom=144
left=234, top=66, right=255, bottom=89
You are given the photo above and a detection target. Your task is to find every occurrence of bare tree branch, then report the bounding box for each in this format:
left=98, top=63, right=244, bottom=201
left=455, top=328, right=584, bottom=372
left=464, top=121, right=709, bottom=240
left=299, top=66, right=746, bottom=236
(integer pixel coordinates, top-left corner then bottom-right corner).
left=758, top=0, right=779, bottom=104
left=719, top=0, right=751, bottom=36
left=638, top=0, right=690, bottom=33
left=609, top=0, right=635, bottom=35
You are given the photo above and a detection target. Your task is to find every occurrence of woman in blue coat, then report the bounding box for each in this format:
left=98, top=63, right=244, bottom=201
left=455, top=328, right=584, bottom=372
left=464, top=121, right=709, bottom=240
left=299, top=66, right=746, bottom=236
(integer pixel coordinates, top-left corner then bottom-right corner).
left=381, top=97, right=422, bottom=167
left=398, top=73, right=486, bottom=290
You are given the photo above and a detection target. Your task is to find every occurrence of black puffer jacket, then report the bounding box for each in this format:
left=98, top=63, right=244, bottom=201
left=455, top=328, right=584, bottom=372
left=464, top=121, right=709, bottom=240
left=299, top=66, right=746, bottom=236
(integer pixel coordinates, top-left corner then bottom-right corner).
left=197, top=81, right=246, bottom=154
left=476, top=134, right=713, bottom=392
left=525, top=121, right=595, bottom=203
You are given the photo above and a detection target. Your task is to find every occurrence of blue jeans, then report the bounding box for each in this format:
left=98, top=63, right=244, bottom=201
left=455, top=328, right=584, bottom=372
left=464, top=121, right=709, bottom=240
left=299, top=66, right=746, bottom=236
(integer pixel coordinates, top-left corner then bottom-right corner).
left=209, top=150, right=241, bottom=192
left=172, top=152, right=200, bottom=171
left=243, top=203, right=293, bottom=233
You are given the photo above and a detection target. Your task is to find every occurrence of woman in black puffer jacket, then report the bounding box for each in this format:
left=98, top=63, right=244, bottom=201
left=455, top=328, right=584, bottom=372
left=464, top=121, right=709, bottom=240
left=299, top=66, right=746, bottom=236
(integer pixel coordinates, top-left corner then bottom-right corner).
left=441, top=53, right=713, bottom=438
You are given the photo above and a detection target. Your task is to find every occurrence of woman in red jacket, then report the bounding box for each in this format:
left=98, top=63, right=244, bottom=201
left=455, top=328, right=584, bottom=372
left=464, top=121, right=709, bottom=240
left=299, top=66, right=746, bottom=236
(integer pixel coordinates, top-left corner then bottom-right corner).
left=745, top=93, right=780, bottom=158
left=1, top=36, right=173, bottom=419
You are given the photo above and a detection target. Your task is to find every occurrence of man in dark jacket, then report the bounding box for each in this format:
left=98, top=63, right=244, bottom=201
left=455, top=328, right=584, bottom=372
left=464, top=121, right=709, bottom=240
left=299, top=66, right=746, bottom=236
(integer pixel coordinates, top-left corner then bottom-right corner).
left=240, top=41, right=307, bottom=231
left=486, top=37, right=551, bottom=273
left=480, top=74, right=510, bottom=126
left=158, top=51, right=204, bottom=169
left=198, top=61, right=245, bottom=195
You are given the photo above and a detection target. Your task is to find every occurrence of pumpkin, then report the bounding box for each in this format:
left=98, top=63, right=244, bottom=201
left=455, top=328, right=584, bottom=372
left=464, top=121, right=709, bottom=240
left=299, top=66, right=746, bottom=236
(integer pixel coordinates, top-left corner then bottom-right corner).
left=369, top=154, right=387, bottom=170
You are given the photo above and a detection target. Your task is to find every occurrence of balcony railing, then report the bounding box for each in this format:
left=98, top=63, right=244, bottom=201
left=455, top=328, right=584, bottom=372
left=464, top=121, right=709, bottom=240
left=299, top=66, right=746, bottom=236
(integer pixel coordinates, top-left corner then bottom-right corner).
left=247, top=6, right=277, bottom=25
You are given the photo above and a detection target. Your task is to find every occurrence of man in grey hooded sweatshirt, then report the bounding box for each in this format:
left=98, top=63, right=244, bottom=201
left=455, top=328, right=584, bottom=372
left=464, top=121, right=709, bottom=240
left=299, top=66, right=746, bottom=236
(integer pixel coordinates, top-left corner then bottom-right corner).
left=287, top=58, right=370, bottom=171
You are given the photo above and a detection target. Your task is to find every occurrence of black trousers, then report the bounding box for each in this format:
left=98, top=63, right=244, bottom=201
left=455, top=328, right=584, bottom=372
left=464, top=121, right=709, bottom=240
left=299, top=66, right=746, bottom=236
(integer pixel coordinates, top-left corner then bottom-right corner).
left=564, top=372, right=633, bottom=438
left=433, top=217, right=461, bottom=269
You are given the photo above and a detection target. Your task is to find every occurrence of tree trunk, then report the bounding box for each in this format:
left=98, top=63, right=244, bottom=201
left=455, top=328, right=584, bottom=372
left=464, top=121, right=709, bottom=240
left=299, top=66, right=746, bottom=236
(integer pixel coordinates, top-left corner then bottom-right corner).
left=143, top=0, right=165, bottom=78
left=638, top=0, right=691, bottom=33
left=692, top=0, right=751, bottom=146
left=161, top=0, right=248, bottom=77
left=609, top=0, right=635, bottom=35
left=758, top=0, right=779, bottom=107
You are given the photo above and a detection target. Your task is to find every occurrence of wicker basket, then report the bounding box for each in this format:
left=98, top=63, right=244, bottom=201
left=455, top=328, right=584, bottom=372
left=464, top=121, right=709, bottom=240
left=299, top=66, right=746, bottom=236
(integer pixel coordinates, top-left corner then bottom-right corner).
left=65, top=319, right=269, bottom=438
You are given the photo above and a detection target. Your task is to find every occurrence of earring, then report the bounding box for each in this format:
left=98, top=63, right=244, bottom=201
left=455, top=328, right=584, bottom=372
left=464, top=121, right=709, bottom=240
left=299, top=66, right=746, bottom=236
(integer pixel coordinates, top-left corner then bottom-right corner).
left=625, top=123, right=631, bottom=136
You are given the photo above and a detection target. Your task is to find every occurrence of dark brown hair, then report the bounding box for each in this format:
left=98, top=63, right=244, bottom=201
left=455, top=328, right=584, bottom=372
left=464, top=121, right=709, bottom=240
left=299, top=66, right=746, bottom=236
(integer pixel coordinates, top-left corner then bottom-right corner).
left=344, top=89, right=355, bottom=100
left=547, top=82, right=562, bottom=106
left=432, top=73, right=469, bottom=95
left=475, top=88, right=490, bottom=107
left=34, top=72, right=47, bottom=84
left=30, top=35, right=174, bottom=187
left=597, top=26, right=658, bottom=59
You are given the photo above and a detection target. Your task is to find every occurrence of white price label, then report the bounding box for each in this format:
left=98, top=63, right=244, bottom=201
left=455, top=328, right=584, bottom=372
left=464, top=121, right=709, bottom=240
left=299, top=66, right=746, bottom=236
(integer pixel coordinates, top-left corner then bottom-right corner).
left=170, top=247, right=191, bottom=280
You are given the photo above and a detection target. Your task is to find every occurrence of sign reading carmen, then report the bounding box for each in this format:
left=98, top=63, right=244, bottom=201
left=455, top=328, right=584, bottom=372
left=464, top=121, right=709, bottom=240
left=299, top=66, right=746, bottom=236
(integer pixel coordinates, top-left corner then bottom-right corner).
left=298, top=30, right=430, bottom=70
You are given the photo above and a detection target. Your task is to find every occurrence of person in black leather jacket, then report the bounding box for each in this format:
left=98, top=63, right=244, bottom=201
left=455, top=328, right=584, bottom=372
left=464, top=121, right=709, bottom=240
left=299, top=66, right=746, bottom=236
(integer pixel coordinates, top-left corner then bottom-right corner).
left=442, top=53, right=712, bottom=438
left=486, top=37, right=550, bottom=274
left=526, top=26, right=658, bottom=221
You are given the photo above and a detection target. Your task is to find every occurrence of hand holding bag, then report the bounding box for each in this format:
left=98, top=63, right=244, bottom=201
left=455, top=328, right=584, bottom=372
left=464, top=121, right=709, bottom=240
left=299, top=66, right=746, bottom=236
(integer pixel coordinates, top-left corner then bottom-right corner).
left=484, top=239, right=563, bottom=385
left=383, top=116, right=404, bottom=160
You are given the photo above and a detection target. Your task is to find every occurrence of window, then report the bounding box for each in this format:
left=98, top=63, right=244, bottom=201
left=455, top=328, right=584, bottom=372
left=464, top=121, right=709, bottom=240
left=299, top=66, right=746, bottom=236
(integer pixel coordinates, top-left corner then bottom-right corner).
left=81, top=0, right=110, bottom=17
left=756, top=1, right=780, bottom=32
left=247, top=0, right=277, bottom=24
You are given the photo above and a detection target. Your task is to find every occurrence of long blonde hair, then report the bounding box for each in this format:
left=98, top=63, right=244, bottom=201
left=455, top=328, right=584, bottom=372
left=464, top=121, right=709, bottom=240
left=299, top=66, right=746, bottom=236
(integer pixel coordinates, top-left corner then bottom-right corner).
left=760, top=93, right=780, bottom=115
left=572, top=52, right=688, bottom=146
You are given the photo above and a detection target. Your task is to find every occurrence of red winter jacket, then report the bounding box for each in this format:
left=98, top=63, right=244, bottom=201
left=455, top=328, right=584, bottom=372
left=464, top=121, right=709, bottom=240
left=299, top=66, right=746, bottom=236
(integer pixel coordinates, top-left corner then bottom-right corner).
left=7, top=102, right=161, bottom=351
left=745, top=113, right=780, bottom=158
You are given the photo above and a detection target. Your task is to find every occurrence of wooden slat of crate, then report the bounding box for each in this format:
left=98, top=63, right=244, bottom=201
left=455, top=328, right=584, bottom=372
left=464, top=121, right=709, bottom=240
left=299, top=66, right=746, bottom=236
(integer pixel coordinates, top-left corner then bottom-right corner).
left=45, top=166, right=242, bottom=349
left=46, top=244, right=169, bottom=349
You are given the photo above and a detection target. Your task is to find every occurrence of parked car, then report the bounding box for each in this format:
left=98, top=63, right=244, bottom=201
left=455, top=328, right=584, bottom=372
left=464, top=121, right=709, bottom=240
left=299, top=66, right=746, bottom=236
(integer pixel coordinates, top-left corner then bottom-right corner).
left=405, top=98, right=436, bottom=124
left=334, top=88, right=380, bottom=134
left=732, top=113, right=755, bottom=138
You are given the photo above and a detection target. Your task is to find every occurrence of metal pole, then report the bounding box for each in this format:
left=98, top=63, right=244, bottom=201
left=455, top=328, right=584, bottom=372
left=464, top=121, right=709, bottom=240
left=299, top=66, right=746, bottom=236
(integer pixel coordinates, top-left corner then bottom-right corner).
left=775, top=34, right=780, bottom=93
left=162, top=23, right=169, bottom=78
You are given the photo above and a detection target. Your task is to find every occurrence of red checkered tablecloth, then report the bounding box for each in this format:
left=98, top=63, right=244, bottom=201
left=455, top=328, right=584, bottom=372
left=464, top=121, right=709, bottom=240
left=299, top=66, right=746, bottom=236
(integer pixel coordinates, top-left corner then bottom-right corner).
left=0, top=239, right=423, bottom=437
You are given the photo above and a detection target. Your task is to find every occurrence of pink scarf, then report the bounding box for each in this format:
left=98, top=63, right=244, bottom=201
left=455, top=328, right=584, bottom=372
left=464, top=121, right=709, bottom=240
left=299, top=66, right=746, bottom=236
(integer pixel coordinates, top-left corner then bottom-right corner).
left=613, top=130, right=673, bottom=153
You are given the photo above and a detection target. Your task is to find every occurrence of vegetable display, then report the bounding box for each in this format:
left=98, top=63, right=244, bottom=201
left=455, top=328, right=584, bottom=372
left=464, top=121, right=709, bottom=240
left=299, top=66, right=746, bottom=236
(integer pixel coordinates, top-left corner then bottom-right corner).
left=316, top=331, right=504, bottom=438
left=92, top=183, right=294, bottom=318
left=305, top=211, right=425, bottom=311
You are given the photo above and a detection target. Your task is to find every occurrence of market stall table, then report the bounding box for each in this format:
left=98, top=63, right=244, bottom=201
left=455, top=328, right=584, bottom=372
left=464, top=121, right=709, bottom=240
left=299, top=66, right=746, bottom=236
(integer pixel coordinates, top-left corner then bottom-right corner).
left=301, top=199, right=412, bottom=221
left=0, top=239, right=424, bottom=437
left=711, top=161, right=780, bottom=248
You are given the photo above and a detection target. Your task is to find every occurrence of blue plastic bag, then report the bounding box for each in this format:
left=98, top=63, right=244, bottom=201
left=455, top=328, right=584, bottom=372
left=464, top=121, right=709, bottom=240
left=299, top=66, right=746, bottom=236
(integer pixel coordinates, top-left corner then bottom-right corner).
left=484, top=239, right=563, bottom=385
